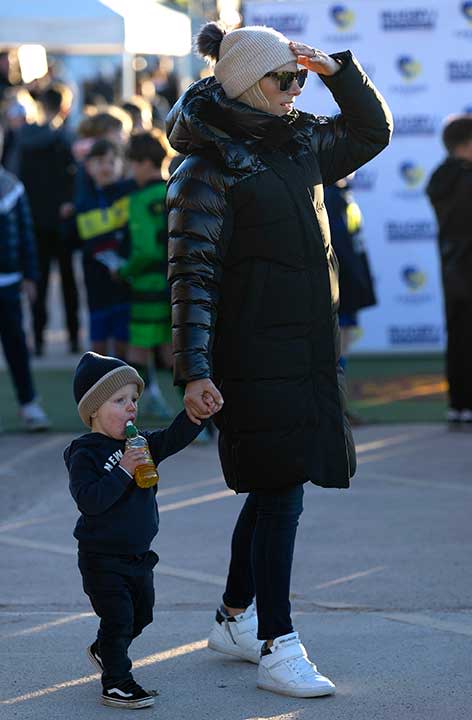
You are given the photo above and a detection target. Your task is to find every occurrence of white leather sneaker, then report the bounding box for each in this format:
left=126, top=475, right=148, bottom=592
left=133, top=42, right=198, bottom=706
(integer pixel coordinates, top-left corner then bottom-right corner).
left=257, top=632, right=336, bottom=698
left=208, top=604, right=263, bottom=664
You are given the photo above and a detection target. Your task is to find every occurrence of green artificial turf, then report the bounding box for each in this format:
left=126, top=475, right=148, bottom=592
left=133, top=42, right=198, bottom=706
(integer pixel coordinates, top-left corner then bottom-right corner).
left=0, top=354, right=447, bottom=432
left=346, top=353, right=446, bottom=423
left=0, top=368, right=183, bottom=433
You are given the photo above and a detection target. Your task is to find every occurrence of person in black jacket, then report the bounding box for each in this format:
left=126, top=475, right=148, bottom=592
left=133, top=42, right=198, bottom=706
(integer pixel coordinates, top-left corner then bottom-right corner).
left=17, top=84, right=80, bottom=356
left=166, top=22, right=392, bottom=697
left=64, top=352, right=208, bottom=709
left=426, top=115, right=472, bottom=424
left=0, top=124, right=50, bottom=431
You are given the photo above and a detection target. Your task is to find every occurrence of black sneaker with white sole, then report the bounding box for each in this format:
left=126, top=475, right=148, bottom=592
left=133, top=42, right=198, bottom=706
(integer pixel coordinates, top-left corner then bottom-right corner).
left=102, top=679, right=155, bottom=709
left=87, top=641, right=103, bottom=672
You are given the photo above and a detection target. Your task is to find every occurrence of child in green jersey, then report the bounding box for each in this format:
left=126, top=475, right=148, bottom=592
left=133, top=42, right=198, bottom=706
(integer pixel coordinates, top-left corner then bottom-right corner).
left=119, top=131, right=174, bottom=417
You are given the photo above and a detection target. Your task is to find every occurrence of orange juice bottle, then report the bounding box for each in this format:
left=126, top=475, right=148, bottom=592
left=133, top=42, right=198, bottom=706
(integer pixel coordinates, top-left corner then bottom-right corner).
left=124, top=421, right=159, bottom=488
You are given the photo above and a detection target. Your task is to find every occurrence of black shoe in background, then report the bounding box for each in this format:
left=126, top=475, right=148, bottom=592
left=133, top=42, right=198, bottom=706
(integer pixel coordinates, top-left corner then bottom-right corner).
left=69, top=338, right=81, bottom=354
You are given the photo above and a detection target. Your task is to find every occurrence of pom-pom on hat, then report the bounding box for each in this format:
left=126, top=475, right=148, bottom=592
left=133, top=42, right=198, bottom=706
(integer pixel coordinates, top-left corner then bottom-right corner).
left=195, top=22, right=296, bottom=99
left=73, top=352, right=144, bottom=427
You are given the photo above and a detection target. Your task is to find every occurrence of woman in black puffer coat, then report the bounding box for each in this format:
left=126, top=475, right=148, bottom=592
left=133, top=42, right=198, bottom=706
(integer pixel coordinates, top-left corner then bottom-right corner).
left=166, top=22, right=392, bottom=697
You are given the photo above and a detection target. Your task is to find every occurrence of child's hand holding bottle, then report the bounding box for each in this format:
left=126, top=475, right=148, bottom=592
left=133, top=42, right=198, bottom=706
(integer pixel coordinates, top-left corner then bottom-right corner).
left=123, top=421, right=159, bottom=488
left=119, top=447, right=148, bottom=477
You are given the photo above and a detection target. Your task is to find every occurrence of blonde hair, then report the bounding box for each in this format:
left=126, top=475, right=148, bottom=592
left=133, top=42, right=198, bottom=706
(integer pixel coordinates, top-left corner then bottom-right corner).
left=237, top=81, right=270, bottom=112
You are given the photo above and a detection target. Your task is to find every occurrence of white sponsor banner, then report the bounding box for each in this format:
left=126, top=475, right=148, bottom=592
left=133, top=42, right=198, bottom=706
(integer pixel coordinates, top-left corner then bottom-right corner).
left=243, top=0, right=471, bottom=352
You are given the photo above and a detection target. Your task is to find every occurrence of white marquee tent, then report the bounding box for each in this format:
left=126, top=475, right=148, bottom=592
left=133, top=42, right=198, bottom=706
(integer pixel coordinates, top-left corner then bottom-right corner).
left=0, top=0, right=191, bottom=56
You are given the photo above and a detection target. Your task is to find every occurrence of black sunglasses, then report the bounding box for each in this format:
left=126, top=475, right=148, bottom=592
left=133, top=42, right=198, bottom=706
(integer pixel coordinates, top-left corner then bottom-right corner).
left=263, top=69, right=308, bottom=91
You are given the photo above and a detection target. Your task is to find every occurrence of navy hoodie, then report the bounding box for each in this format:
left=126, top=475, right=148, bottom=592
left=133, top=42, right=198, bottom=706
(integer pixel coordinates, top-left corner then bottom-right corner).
left=64, top=411, right=204, bottom=555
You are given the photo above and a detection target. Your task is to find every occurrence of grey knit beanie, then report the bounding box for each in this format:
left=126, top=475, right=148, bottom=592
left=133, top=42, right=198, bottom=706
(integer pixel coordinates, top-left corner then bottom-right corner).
left=73, top=352, right=144, bottom=428
left=196, top=22, right=296, bottom=99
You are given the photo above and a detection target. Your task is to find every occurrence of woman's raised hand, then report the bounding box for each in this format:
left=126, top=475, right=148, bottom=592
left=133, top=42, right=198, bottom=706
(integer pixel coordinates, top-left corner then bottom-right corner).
left=289, top=42, right=341, bottom=76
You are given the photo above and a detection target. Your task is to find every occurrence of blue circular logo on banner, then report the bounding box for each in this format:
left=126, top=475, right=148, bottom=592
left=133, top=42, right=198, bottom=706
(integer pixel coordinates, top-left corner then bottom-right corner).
left=400, top=162, right=425, bottom=187
left=397, top=56, right=422, bottom=79
left=402, top=266, right=427, bottom=290
left=330, top=5, right=355, bottom=28
left=462, top=1, right=472, bottom=24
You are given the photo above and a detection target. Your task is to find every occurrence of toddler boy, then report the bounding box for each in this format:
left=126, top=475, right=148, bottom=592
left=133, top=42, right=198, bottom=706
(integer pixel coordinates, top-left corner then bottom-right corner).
left=65, top=351, right=209, bottom=708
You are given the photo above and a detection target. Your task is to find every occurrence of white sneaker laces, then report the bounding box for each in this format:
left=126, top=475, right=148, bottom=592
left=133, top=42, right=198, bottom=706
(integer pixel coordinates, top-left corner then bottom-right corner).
left=289, top=653, right=318, bottom=679
left=272, top=639, right=318, bottom=679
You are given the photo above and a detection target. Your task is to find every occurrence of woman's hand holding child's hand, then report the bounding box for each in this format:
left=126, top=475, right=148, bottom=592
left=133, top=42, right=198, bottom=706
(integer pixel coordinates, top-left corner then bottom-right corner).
left=184, top=379, right=224, bottom=425
left=120, top=448, right=146, bottom=476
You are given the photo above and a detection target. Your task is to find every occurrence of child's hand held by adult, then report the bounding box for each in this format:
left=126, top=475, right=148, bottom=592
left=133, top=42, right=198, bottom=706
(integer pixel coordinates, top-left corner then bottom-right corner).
left=184, top=378, right=224, bottom=425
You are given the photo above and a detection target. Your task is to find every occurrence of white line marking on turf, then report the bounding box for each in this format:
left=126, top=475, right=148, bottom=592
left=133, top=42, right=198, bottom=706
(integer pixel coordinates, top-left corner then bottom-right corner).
left=0, top=514, right=67, bottom=534
left=156, top=564, right=226, bottom=586
left=382, top=612, right=472, bottom=637
left=360, top=470, right=471, bottom=493
left=0, top=535, right=385, bottom=597
left=0, top=639, right=207, bottom=705
left=159, top=489, right=233, bottom=512
left=0, top=536, right=75, bottom=555
left=314, top=566, right=386, bottom=589
left=0, top=477, right=227, bottom=534
left=1, top=612, right=95, bottom=638
left=157, top=475, right=224, bottom=497
left=0, top=535, right=227, bottom=586
left=0, top=436, right=69, bottom=476
left=355, top=431, right=435, bottom=454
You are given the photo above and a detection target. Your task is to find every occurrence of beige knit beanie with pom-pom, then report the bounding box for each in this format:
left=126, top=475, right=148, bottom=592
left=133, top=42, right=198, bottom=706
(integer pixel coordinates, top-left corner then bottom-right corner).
left=196, top=23, right=296, bottom=99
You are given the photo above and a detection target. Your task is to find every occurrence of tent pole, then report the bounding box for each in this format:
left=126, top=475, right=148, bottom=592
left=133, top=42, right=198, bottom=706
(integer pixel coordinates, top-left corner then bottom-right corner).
left=121, top=51, right=135, bottom=99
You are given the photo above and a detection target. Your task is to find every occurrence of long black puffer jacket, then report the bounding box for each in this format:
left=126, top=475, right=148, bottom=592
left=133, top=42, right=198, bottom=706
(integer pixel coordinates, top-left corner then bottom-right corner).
left=166, top=52, right=392, bottom=493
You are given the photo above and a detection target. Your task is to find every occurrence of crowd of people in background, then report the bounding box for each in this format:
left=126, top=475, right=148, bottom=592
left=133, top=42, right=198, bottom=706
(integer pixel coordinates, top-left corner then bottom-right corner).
left=0, top=49, right=182, bottom=431
left=1, top=45, right=469, bottom=434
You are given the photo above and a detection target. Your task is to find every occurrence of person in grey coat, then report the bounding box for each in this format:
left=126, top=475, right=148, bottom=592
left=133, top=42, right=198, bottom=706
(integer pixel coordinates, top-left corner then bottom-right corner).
left=166, top=22, right=392, bottom=697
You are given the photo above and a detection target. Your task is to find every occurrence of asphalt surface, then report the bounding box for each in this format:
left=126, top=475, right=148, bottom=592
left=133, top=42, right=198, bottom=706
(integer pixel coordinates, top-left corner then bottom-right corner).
left=0, top=422, right=471, bottom=720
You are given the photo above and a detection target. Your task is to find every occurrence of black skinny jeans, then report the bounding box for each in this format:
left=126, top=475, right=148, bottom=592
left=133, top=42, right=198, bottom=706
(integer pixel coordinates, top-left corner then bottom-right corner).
left=223, top=484, right=304, bottom=640
left=32, top=228, right=80, bottom=350
left=79, top=551, right=158, bottom=688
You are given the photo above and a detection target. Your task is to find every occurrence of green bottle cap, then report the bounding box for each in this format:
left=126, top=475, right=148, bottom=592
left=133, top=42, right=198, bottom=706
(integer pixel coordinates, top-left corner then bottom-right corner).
left=125, top=420, right=138, bottom=438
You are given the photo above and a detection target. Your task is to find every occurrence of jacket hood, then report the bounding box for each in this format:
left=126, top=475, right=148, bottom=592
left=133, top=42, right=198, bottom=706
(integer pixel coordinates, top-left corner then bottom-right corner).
left=64, top=432, right=121, bottom=469
left=166, top=76, right=306, bottom=169
left=426, top=156, right=471, bottom=201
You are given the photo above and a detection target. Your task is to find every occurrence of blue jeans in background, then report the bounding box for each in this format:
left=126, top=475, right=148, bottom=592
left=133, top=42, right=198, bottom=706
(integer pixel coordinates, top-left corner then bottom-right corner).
left=0, top=282, right=35, bottom=406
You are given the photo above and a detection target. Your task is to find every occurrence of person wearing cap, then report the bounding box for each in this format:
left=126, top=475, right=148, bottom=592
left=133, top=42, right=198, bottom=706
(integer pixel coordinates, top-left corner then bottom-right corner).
left=166, top=22, right=392, bottom=698
left=64, top=351, right=211, bottom=709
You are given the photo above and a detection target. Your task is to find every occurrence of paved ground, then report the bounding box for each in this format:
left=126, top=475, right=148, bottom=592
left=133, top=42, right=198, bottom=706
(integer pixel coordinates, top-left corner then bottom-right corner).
left=0, top=421, right=470, bottom=720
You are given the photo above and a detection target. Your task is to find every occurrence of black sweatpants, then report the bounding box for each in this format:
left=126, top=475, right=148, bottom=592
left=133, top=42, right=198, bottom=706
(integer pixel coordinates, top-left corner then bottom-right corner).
left=78, top=550, right=158, bottom=688
left=32, top=227, right=80, bottom=352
